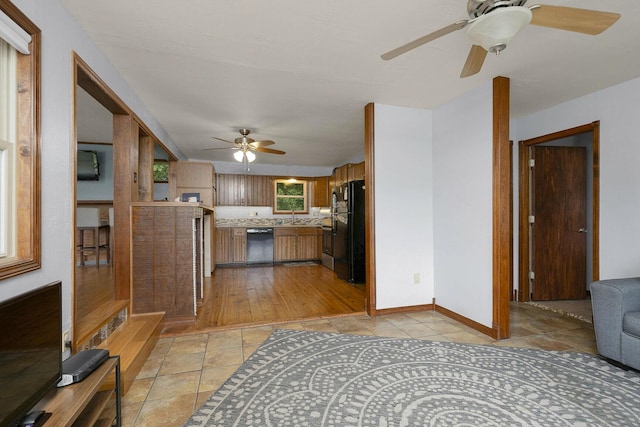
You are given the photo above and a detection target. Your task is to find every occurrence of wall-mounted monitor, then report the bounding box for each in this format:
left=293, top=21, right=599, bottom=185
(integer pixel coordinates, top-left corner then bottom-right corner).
left=77, top=150, right=100, bottom=181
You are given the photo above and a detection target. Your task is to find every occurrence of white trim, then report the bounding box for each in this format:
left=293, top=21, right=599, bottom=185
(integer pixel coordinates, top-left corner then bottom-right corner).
left=0, top=8, right=31, bottom=54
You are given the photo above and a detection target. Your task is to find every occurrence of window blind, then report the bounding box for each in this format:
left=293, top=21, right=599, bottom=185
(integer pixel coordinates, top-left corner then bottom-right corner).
left=0, top=8, right=31, bottom=54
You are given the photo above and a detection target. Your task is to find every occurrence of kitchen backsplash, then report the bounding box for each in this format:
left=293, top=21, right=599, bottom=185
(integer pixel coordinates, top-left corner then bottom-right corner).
left=216, top=217, right=324, bottom=227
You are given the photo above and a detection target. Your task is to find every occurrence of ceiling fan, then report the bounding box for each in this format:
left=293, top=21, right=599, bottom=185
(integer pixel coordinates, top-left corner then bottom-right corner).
left=204, top=128, right=286, bottom=163
left=381, top=0, right=620, bottom=78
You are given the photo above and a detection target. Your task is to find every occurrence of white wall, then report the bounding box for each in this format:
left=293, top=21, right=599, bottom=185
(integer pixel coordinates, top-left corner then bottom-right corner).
left=373, top=104, right=434, bottom=309
left=432, top=82, right=494, bottom=327
left=515, top=76, right=640, bottom=280
left=0, top=0, right=181, bottom=337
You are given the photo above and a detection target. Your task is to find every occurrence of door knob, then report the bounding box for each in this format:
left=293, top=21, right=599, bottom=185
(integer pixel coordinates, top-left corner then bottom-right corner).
left=578, top=228, right=588, bottom=233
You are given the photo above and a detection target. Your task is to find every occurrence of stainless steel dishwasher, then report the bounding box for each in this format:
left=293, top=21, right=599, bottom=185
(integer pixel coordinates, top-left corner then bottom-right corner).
left=246, top=228, right=274, bottom=264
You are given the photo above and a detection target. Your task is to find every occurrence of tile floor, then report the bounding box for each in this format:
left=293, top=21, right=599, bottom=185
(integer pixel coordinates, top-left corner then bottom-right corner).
left=120, top=302, right=598, bottom=426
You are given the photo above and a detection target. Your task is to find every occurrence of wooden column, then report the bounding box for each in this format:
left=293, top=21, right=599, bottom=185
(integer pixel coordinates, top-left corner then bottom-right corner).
left=492, top=76, right=512, bottom=340
left=138, top=134, right=154, bottom=201
left=113, top=114, right=139, bottom=300
left=364, top=102, right=376, bottom=316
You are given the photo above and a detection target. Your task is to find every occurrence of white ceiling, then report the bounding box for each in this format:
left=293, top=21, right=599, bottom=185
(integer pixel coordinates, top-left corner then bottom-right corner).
left=63, top=0, right=640, bottom=168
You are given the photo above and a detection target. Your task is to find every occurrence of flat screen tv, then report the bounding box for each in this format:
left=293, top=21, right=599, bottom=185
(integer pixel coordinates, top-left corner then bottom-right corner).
left=77, top=150, right=99, bottom=181
left=0, top=281, right=62, bottom=427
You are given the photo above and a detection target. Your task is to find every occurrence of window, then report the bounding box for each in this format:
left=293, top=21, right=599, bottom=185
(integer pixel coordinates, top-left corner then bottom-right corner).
left=273, top=179, right=308, bottom=214
left=0, top=34, right=17, bottom=260
left=0, top=2, right=40, bottom=280
left=153, top=159, right=169, bottom=183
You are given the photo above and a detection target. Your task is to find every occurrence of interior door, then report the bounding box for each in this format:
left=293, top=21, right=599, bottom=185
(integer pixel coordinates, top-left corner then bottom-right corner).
left=531, top=146, right=587, bottom=300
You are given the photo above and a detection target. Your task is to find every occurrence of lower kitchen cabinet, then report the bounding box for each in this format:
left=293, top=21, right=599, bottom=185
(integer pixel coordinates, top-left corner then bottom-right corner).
left=216, top=228, right=231, bottom=264
left=274, top=227, right=321, bottom=261
left=274, top=228, right=297, bottom=261
left=216, top=227, right=247, bottom=264
left=231, top=228, right=247, bottom=262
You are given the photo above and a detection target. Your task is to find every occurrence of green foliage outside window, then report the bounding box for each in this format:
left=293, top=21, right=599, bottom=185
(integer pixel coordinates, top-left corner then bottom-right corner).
left=153, top=161, right=169, bottom=182
left=274, top=179, right=307, bottom=213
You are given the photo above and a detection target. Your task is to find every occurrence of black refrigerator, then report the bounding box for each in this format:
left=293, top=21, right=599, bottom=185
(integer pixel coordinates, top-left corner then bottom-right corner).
left=333, top=180, right=365, bottom=283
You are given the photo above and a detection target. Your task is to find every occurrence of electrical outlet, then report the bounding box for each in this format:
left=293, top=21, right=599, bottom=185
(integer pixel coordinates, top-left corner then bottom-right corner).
left=413, top=273, right=420, bottom=284
left=62, top=330, right=70, bottom=352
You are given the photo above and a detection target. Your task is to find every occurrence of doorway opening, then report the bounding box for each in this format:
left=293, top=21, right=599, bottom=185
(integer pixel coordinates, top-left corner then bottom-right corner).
left=518, top=121, right=599, bottom=319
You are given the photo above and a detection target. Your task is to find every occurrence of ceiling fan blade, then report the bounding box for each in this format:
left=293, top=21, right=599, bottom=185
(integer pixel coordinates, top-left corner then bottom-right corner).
left=255, top=146, right=286, bottom=155
left=250, top=140, right=276, bottom=147
left=381, top=20, right=469, bottom=60
left=530, top=5, right=620, bottom=35
left=202, top=147, right=237, bottom=151
left=460, top=45, right=487, bottom=78
left=212, top=137, right=236, bottom=144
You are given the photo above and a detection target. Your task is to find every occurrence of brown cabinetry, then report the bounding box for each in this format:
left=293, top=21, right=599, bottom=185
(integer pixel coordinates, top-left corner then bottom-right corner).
left=231, top=228, right=247, bottom=262
left=246, top=175, right=273, bottom=206
left=131, top=204, right=210, bottom=322
left=216, top=174, right=273, bottom=206
left=216, top=227, right=247, bottom=264
left=274, top=227, right=321, bottom=261
left=216, top=227, right=231, bottom=264
left=312, top=176, right=330, bottom=207
left=170, top=161, right=215, bottom=207
left=274, top=228, right=297, bottom=261
left=349, top=162, right=365, bottom=182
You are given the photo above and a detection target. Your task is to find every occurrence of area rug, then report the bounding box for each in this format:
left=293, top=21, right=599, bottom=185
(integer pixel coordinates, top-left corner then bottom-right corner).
left=184, top=329, right=640, bottom=426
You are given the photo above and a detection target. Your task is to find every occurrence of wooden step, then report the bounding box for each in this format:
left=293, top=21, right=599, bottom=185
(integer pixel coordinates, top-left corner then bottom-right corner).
left=97, top=312, right=165, bottom=395
left=75, top=299, right=130, bottom=350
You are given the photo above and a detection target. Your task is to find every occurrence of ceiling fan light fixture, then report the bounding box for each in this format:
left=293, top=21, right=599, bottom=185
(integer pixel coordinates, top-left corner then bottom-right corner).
left=245, top=150, right=256, bottom=162
left=467, top=6, right=532, bottom=53
left=233, top=150, right=245, bottom=162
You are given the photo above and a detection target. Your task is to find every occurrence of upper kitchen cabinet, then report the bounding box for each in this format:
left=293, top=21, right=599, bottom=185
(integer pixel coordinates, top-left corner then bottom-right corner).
left=312, top=176, right=330, bottom=207
left=169, top=161, right=216, bottom=207
left=216, top=174, right=273, bottom=206
left=349, top=162, right=365, bottom=182
left=333, top=162, right=365, bottom=189
left=246, top=175, right=273, bottom=206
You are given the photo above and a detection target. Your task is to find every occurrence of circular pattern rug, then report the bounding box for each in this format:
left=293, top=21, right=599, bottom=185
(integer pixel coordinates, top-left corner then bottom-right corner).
left=184, top=329, right=640, bottom=426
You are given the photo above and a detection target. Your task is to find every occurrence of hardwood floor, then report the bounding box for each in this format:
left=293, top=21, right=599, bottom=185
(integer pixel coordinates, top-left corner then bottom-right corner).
left=162, top=263, right=366, bottom=334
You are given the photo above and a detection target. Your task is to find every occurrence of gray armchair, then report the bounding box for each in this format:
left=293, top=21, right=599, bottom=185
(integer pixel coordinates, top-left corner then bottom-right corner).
left=590, top=277, right=640, bottom=370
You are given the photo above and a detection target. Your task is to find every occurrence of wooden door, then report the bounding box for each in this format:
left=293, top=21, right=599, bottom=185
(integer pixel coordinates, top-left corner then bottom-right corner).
left=531, top=146, right=587, bottom=300
left=296, top=228, right=320, bottom=260
left=216, top=174, right=245, bottom=206
left=274, top=228, right=296, bottom=261
left=216, top=228, right=231, bottom=264
left=246, top=175, right=273, bottom=206
left=231, top=228, right=246, bottom=262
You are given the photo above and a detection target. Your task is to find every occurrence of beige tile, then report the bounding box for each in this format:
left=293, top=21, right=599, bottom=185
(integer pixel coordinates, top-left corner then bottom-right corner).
left=134, top=393, right=196, bottom=427
left=120, top=401, right=142, bottom=427
left=206, top=329, right=243, bottom=350
left=168, top=334, right=209, bottom=355
left=442, top=331, right=495, bottom=345
left=243, top=343, right=261, bottom=359
left=146, top=370, right=201, bottom=401
left=158, top=351, right=205, bottom=376
left=123, top=377, right=154, bottom=404
left=147, top=337, right=173, bottom=360
left=135, top=357, right=163, bottom=380
left=198, top=364, right=242, bottom=393
left=204, top=346, right=244, bottom=367
left=242, top=326, right=274, bottom=345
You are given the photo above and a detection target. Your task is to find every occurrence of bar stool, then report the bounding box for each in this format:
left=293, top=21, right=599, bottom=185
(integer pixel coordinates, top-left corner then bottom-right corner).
left=77, top=207, right=110, bottom=267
